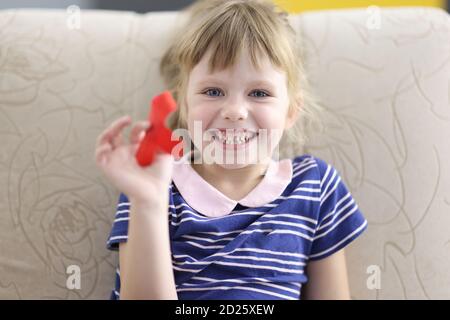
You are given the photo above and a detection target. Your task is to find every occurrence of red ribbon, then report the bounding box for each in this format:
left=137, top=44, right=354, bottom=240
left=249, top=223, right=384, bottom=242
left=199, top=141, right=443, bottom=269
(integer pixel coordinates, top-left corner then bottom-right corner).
left=135, top=91, right=182, bottom=166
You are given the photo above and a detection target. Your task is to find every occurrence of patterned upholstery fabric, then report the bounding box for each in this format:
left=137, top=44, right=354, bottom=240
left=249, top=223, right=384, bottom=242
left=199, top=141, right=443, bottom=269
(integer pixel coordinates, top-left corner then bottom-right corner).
left=0, top=7, right=448, bottom=299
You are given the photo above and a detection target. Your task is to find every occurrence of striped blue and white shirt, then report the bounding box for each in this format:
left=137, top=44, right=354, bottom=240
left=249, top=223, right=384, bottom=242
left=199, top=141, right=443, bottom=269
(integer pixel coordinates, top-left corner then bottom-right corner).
left=106, top=154, right=368, bottom=300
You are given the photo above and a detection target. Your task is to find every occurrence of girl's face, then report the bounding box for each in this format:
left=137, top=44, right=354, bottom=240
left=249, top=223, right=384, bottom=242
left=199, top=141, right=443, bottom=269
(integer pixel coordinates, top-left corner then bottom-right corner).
left=185, top=47, right=297, bottom=169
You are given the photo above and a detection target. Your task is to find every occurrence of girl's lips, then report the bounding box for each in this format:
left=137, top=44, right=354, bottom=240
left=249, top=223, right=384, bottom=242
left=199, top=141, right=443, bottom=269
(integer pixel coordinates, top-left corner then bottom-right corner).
left=212, top=131, right=259, bottom=150
left=206, top=128, right=258, bottom=141
left=214, top=128, right=258, bottom=134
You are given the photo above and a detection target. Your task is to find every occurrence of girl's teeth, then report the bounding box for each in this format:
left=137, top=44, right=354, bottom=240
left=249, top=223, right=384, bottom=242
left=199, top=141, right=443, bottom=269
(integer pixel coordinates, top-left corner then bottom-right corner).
left=215, top=132, right=255, bottom=144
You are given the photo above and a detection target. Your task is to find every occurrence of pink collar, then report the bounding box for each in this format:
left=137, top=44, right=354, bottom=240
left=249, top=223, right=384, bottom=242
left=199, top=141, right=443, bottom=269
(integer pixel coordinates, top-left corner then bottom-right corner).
left=171, top=153, right=293, bottom=217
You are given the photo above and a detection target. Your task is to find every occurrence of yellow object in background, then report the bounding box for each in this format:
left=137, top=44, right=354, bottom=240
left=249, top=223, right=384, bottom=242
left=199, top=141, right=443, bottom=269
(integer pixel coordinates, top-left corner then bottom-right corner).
left=273, top=0, right=446, bottom=13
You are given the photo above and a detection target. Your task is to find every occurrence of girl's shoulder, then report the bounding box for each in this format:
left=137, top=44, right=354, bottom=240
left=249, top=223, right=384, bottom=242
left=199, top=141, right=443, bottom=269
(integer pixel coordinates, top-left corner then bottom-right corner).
left=292, top=153, right=326, bottom=167
left=292, top=153, right=324, bottom=177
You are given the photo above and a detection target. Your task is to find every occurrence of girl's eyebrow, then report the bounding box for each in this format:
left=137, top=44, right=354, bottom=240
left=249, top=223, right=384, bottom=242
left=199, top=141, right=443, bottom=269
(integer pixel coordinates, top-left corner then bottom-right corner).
left=196, top=78, right=225, bottom=86
left=196, top=78, right=277, bottom=89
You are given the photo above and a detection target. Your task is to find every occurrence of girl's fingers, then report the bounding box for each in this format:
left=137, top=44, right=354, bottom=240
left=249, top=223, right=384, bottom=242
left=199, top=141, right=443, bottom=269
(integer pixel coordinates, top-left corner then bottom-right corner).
left=94, top=116, right=152, bottom=167
left=94, top=143, right=113, bottom=165
left=112, top=133, right=124, bottom=149
left=130, top=121, right=150, bottom=144
left=96, top=115, right=132, bottom=147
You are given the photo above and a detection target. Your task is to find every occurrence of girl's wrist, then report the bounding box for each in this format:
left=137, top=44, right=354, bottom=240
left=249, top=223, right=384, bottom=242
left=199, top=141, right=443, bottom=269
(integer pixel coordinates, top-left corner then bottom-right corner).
left=129, top=194, right=169, bottom=213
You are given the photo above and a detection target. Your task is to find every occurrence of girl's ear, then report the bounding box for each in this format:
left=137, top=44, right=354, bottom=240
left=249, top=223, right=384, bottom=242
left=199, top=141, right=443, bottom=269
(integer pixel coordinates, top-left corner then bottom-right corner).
left=285, top=93, right=303, bottom=130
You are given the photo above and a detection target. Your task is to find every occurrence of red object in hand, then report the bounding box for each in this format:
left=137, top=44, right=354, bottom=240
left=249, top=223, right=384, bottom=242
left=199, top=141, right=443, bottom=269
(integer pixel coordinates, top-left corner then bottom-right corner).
left=135, top=91, right=182, bottom=166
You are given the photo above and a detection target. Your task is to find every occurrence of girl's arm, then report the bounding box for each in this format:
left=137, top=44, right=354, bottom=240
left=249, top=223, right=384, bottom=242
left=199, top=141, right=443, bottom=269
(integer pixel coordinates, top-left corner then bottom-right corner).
left=301, top=248, right=351, bottom=300
left=119, top=198, right=178, bottom=300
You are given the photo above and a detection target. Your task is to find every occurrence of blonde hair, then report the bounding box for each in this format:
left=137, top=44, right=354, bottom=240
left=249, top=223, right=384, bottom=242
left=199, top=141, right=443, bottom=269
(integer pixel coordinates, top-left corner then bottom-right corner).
left=159, top=0, right=324, bottom=154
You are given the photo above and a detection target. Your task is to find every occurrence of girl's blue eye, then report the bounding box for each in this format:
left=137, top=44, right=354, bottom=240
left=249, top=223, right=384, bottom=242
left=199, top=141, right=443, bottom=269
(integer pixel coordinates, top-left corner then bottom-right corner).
left=250, top=90, right=269, bottom=98
left=204, top=88, right=223, bottom=97
left=203, top=88, right=269, bottom=98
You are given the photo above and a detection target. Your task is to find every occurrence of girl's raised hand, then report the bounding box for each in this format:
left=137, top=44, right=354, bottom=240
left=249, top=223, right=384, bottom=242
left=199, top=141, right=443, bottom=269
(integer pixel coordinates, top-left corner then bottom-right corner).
left=94, top=115, right=174, bottom=205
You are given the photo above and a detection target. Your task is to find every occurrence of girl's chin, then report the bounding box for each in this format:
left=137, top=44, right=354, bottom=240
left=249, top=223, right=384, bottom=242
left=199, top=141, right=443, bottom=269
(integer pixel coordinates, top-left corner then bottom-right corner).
left=191, top=138, right=274, bottom=166
left=215, top=162, right=250, bottom=170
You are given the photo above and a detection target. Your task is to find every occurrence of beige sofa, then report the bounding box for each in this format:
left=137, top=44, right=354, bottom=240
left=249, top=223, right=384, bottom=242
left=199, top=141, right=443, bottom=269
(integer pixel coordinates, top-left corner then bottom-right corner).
left=0, top=6, right=449, bottom=299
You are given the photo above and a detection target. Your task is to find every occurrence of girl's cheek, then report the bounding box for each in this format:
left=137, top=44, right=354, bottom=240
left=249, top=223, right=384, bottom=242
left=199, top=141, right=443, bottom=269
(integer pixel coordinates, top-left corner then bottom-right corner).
left=189, top=111, right=211, bottom=130
left=258, top=110, right=279, bottom=125
left=190, top=103, right=219, bottom=124
left=187, top=112, right=214, bottom=144
left=253, top=112, right=283, bottom=131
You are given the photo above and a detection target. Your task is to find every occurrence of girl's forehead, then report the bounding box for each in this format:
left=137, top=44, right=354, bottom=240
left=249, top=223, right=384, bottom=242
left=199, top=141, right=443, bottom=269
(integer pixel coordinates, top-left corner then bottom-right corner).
left=192, top=47, right=283, bottom=80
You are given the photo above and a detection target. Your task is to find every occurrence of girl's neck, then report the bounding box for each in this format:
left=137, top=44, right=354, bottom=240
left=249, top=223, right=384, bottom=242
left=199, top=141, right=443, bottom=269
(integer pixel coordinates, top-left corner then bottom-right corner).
left=191, top=160, right=270, bottom=201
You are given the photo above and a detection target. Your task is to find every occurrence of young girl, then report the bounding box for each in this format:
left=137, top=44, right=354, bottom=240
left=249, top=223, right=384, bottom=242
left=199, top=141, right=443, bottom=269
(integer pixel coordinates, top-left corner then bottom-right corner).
left=95, top=0, right=368, bottom=300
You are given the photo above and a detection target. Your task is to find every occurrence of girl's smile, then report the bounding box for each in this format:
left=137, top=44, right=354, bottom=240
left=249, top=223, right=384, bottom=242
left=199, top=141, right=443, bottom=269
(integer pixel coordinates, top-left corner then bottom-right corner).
left=209, top=128, right=259, bottom=150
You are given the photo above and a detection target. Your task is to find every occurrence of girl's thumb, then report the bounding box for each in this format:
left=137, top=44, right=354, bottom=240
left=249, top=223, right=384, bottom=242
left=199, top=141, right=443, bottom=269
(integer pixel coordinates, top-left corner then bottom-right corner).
left=148, top=152, right=174, bottom=182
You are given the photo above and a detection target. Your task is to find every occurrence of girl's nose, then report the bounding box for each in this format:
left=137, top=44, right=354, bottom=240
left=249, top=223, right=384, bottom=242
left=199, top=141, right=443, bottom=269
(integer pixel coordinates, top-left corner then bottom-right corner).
left=220, top=100, right=248, bottom=121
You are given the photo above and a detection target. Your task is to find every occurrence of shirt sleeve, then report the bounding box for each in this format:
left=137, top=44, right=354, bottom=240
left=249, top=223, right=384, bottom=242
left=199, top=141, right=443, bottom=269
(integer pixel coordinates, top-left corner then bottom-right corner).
left=106, top=192, right=130, bottom=251
left=308, top=157, right=368, bottom=261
